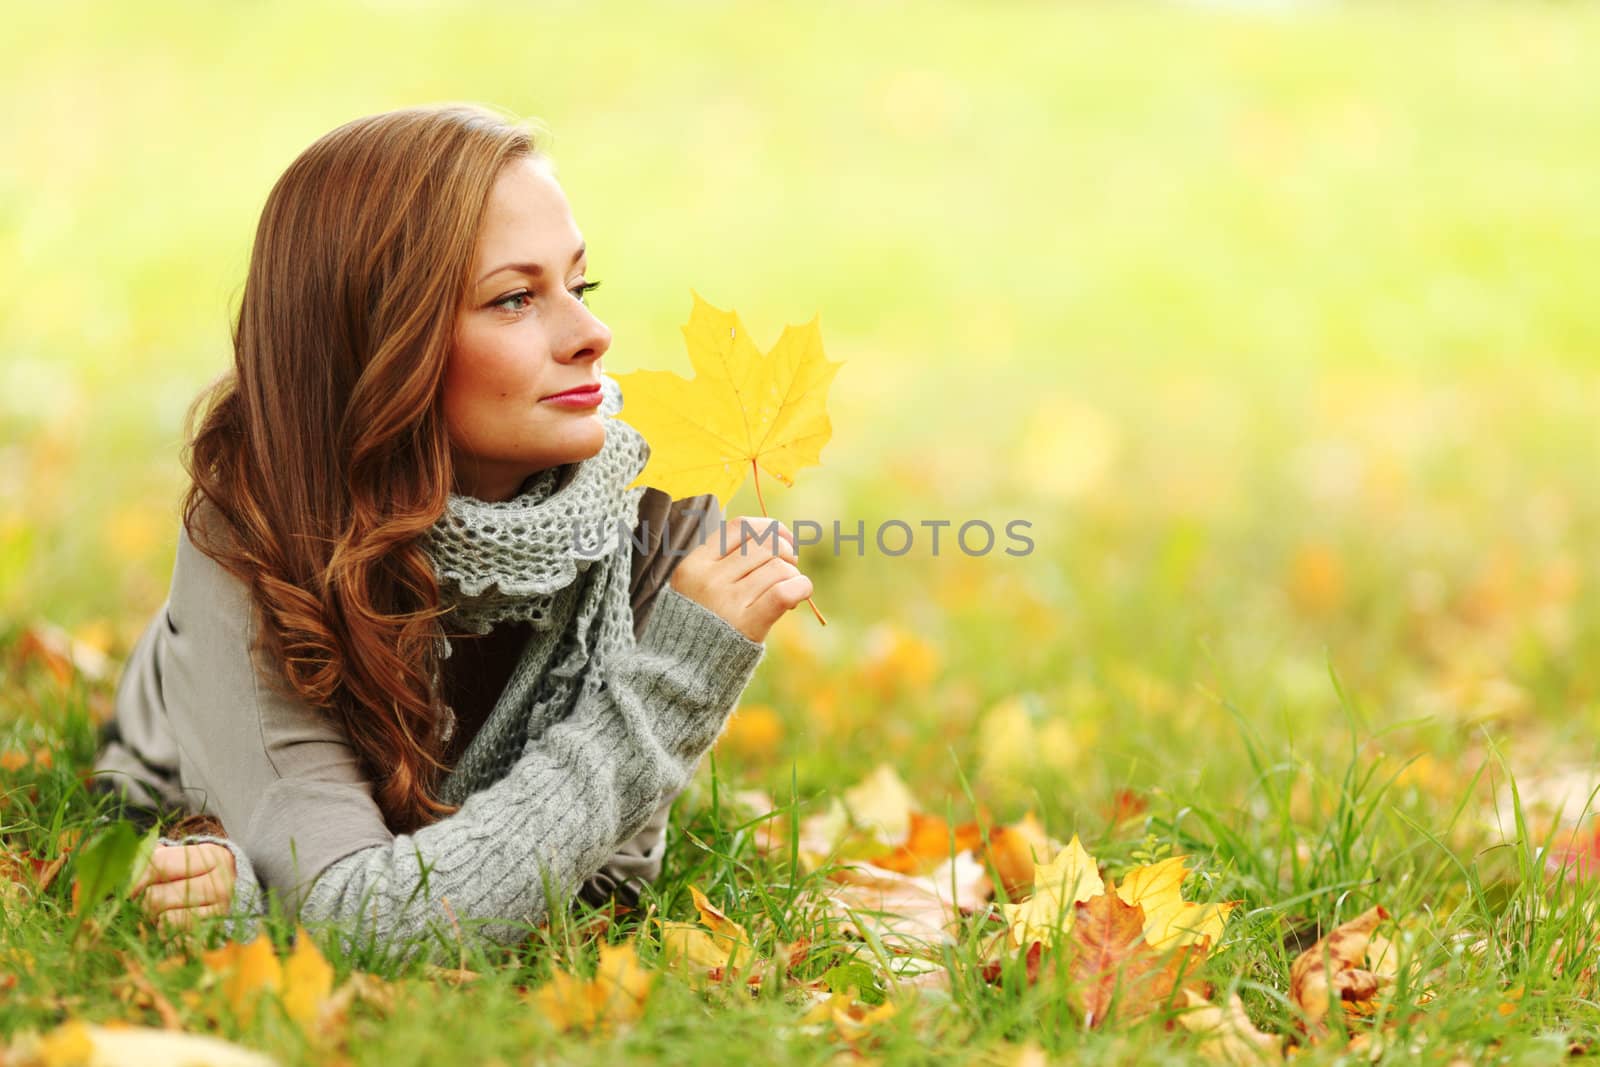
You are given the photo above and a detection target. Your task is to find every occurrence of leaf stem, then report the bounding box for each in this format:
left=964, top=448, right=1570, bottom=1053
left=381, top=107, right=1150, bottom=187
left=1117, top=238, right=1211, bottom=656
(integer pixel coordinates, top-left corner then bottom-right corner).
left=751, top=459, right=826, bottom=626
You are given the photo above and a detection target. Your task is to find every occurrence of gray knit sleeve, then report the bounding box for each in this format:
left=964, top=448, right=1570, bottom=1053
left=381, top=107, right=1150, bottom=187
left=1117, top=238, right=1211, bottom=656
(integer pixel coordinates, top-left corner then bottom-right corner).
left=294, top=584, right=763, bottom=961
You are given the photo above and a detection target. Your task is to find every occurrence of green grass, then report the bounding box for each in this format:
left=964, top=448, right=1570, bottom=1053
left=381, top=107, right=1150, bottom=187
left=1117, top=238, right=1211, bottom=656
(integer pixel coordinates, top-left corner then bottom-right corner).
left=7, top=0, right=1600, bottom=1062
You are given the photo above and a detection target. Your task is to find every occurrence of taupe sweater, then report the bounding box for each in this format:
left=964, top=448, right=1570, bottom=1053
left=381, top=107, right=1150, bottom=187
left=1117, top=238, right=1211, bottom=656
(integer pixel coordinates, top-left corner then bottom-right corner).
left=94, top=489, right=762, bottom=956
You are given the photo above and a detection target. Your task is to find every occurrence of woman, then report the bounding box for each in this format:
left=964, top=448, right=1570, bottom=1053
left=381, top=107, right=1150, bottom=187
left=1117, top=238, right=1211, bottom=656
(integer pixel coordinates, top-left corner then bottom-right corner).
left=91, top=104, right=813, bottom=953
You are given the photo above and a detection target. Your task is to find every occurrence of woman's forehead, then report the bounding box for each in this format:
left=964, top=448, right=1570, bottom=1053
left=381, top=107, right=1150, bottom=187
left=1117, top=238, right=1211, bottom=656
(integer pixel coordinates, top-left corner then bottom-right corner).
left=474, top=157, right=583, bottom=273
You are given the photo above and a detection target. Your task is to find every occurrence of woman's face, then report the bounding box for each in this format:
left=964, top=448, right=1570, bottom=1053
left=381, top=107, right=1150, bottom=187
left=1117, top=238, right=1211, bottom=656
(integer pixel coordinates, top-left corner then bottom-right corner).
left=445, top=155, right=612, bottom=502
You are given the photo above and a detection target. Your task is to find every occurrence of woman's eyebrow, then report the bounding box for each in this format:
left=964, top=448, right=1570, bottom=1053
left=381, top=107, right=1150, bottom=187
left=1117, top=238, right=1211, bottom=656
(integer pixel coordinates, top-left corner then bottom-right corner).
left=476, top=242, right=586, bottom=286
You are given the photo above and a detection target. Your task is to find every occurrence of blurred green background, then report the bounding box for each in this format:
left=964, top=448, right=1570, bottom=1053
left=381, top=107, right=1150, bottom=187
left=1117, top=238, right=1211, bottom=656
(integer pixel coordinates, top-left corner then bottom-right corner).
left=4, top=0, right=1599, bottom=812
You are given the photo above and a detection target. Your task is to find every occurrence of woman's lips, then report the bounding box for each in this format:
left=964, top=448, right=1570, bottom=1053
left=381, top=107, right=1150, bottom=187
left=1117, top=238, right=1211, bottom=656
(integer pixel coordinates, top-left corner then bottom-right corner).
left=540, top=384, right=603, bottom=408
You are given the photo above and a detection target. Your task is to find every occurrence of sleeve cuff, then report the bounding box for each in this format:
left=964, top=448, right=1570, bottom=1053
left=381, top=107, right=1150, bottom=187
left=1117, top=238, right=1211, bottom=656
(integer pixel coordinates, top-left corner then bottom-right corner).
left=638, top=583, right=766, bottom=685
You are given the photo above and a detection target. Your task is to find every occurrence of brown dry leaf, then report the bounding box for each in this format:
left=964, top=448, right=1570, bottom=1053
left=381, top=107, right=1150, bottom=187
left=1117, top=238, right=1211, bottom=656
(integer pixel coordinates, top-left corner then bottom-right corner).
left=9, top=1020, right=277, bottom=1067
left=528, top=941, right=653, bottom=1034
left=1179, top=989, right=1283, bottom=1063
left=1069, top=890, right=1205, bottom=1028
left=1288, top=906, right=1391, bottom=1036
left=1, top=847, right=70, bottom=901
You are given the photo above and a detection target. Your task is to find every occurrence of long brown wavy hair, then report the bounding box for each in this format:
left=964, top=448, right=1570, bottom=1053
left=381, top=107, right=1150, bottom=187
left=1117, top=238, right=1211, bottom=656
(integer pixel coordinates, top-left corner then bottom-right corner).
left=182, top=105, right=539, bottom=833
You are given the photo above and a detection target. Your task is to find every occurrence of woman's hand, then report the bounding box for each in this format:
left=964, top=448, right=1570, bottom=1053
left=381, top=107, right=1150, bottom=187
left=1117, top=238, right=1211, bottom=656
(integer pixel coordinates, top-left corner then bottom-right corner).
left=669, top=517, right=813, bottom=644
left=129, top=842, right=237, bottom=930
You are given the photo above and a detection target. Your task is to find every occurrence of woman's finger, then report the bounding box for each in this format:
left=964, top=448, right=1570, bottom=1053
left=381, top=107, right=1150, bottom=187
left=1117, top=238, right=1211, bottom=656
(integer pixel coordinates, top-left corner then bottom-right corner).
left=155, top=900, right=231, bottom=932
left=716, top=517, right=795, bottom=562
left=139, top=868, right=234, bottom=916
left=738, top=556, right=804, bottom=609
left=130, top=843, right=229, bottom=897
left=714, top=523, right=798, bottom=581
left=748, top=571, right=814, bottom=623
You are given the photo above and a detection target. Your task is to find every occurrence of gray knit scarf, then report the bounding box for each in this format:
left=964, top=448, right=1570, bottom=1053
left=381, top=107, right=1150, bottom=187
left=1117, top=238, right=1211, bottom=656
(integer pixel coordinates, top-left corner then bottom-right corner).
left=423, top=374, right=651, bottom=803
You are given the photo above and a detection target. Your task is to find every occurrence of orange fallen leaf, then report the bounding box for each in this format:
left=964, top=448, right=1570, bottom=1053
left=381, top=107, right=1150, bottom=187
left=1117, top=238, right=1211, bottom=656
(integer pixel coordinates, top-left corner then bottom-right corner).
left=982, top=812, right=1052, bottom=900
left=717, top=703, right=785, bottom=760
left=16, top=622, right=111, bottom=685
left=867, top=812, right=983, bottom=876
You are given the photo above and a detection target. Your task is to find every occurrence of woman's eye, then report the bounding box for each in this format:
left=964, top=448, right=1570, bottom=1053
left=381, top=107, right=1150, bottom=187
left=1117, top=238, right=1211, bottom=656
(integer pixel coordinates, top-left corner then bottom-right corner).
left=494, top=291, right=533, bottom=312
left=571, top=280, right=602, bottom=305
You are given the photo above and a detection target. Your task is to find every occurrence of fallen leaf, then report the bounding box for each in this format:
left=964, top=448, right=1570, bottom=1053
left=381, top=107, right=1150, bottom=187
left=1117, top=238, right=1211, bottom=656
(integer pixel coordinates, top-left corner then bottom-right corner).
left=799, top=990, right=898, bottom=1043
left=1070, top=890, right=1205, bottom=1028
left=1004, top=835, right=1105, bottom=948
left=1179, top=988, right=1283, bottom=1063
left=200, top=927, right=335, bottom=1033
left=1544, top=822, right=1600, bottom=880
left=201, top=935, right=282, bottom=1027
left=842, top=764, right=919, bottom=845
left=867, top=811, right=983, bottom=876
left=824, top=853, right=989, bottom=955
left=529, top=941, right=653, bottom=1034
left=1116, top=855, right=1237, bottom=951
left=280, top=931, right=334, bottom=1030
left=659, top=885, right=759, bottom=986
left=1288, top=906, right=1391, bottom=1036
left=612, top=290, right=841, bottom=508
left=1105, top=789, right=1149, bottom=827
left=16, top=622, right=112, bottom=686
left=13, top=1020, right=277, bottom=1066
left=981, top=812, right=1053, bottom=900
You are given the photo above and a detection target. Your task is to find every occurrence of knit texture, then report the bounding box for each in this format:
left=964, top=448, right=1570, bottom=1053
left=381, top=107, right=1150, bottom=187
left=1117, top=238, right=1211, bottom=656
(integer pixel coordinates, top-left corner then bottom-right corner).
left=424, top=376, right=652, bottom=790
left=240, top=373, right=765, bottom=959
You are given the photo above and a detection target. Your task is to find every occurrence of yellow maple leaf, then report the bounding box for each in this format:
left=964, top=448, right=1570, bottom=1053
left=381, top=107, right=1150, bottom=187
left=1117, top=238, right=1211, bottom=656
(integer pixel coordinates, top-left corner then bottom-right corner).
left=1116, top=855, right=1237, bottom=951
left=201, top=934, right=281, bottom=1027
left=612, top=290, right=841, bottom=509
left=199, top=926, right=334, bottom=1032
left=659, top=885, right=757, bottom=985
left=529, top=941, right=654, bottom=1034
left=1004, top=834, right=1105, bottom=948
left=280, top=928, right=335, bottom=1030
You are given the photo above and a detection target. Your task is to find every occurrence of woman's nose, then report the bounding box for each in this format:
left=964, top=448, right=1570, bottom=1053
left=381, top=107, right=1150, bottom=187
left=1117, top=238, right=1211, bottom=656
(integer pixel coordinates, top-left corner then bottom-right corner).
left=558, top=306, right=611, bottom=364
